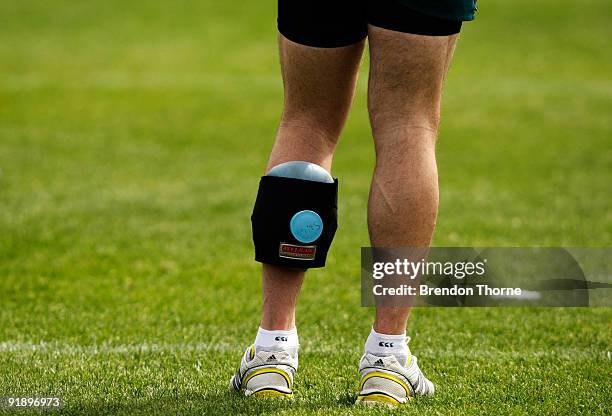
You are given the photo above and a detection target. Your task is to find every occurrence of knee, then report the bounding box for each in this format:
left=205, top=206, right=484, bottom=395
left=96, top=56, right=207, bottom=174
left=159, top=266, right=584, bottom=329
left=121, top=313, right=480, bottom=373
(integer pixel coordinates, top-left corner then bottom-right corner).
left=368, top=102, right=440, bottom=139
left=279, top=111, right=344, bottom=148
left=368, top=107, right=440, bottom=159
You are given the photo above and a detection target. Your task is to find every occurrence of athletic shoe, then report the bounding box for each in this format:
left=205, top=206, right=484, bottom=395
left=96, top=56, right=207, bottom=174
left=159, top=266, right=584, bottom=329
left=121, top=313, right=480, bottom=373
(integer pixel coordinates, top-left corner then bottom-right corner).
left=229, top=344, right=298, bottom=398
left=356, top=353, right=435, bottom=406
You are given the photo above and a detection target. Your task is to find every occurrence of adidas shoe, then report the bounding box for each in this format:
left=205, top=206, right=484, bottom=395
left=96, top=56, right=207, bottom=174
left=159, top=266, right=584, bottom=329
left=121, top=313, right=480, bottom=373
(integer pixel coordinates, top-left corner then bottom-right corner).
left=356, top=353, right=435, bottom=406
left=229, top=344, right=298, bottom=398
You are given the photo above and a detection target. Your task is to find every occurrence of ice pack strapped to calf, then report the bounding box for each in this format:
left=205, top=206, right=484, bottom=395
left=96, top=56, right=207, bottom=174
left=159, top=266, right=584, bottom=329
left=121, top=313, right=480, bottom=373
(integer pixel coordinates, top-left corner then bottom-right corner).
left=251, top=175, right=338, bottom=269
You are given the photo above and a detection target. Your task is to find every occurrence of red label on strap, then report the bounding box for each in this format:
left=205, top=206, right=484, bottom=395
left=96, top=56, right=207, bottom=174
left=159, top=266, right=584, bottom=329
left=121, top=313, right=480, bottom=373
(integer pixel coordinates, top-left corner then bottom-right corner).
left=279, top=243, right=317, bottom=260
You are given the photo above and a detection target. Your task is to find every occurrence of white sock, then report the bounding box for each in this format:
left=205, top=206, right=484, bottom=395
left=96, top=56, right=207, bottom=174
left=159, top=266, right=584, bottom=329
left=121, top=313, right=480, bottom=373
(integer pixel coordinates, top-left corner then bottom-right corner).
left=254, top=327, right=299, bottom=353
left=364, top=327, right=411, bottom=367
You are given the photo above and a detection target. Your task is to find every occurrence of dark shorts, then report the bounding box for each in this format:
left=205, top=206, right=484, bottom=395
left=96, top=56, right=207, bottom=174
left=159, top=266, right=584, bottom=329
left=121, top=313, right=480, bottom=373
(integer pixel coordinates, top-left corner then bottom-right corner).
left=278, top=0, right=477, bottom=48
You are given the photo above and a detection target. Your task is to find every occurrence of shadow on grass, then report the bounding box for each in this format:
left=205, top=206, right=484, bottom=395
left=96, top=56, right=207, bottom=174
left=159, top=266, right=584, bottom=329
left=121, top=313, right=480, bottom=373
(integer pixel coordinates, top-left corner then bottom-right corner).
left=63, top=390, right=363, bottom=415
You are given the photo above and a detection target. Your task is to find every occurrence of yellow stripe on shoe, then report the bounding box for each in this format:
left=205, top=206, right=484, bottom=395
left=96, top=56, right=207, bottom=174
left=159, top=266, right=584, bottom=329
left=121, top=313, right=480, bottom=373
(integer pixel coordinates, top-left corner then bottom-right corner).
left=243, top=367, right=293, bottom=389
left=252, top=388, right=293, bottom=398
left=360, top=371, right=412, bottom=399
left=356, top=392, right=401, bottom=406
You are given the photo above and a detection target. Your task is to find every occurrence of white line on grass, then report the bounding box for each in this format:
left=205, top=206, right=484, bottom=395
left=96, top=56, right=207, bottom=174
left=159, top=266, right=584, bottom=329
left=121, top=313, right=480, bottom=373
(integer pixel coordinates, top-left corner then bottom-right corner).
left=0, top=341, right=607, bottom=360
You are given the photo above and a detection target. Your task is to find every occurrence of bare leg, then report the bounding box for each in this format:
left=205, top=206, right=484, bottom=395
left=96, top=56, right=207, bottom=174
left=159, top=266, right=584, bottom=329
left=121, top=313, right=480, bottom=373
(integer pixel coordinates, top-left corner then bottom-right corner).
left=260, top=35, right=365, bottom=330
left=367, top=26, right=458, bottom=334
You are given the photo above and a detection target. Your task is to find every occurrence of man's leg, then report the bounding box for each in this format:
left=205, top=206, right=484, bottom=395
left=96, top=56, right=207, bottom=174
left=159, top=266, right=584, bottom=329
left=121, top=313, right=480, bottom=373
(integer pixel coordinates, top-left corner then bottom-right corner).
left=260, top=35, right=365, bottom=331
left=230, top=34, right=364, bottom=397
left=368, top=25, right=458, bottom=335
left=357, top=25, right=458, bottom=405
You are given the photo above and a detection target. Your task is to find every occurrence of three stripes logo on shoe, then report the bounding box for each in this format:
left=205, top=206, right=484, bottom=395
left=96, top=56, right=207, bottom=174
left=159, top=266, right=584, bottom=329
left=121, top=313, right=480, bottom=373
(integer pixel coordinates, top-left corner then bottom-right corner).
left=267, top=355, right=277, bottom=362
left=378, top=342, right=394, bottom=347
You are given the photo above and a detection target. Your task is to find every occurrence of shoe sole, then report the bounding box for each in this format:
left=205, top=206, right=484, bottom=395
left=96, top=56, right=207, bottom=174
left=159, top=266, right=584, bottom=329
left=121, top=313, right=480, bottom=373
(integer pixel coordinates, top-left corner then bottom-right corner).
left=251, top=389, right=293, bottom=398
left=356, top=391, right=404, bottom=407
left=229, top=375, right=293, bottom=398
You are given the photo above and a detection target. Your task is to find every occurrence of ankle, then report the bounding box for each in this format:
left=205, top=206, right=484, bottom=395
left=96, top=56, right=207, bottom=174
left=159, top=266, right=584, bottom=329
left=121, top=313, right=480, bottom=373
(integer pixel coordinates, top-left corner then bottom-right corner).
left=364, top=327, right=411, bottom=366
left=260, top=317, right=296, bottom=331
left=254, top=326, right=299, bottom=353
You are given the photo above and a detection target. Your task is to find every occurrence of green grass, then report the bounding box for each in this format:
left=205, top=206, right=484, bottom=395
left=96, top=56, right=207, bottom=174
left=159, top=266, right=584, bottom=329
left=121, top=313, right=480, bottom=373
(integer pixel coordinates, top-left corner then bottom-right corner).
left=1, top=0, right=611, bottom=414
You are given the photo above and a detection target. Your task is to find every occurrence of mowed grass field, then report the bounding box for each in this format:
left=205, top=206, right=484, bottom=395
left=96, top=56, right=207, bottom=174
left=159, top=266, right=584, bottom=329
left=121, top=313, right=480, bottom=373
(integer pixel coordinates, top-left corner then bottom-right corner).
left=1, top=0, right=611, bottom=414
